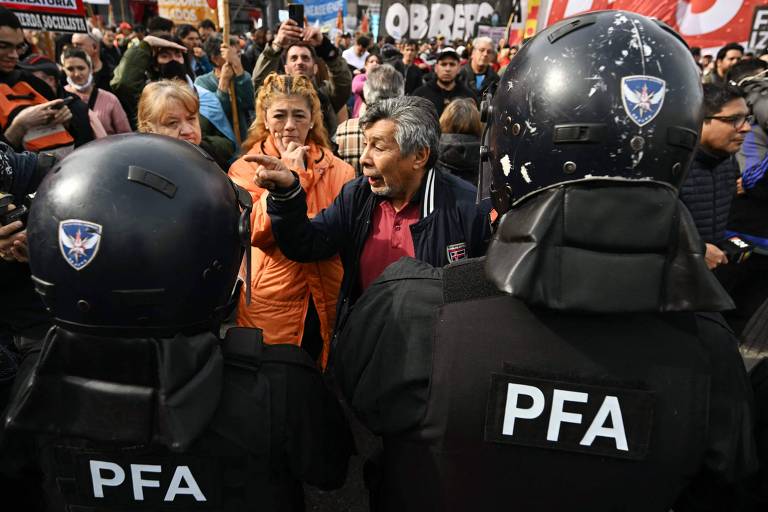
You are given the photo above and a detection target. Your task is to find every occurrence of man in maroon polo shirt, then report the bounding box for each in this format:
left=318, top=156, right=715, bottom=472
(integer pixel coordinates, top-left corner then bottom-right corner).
left=246, top=95, right=491, bottom=324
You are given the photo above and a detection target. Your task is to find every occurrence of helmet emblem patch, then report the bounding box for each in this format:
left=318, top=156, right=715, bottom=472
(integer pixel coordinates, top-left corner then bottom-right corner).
left=621, top=75, right=666, bottom=127
left=59, top=220, right=102, bottom=270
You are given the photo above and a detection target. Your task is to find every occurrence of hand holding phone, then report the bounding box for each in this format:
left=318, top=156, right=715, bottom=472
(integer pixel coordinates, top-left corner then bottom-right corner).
left=51, top=96, right=75, bottom=110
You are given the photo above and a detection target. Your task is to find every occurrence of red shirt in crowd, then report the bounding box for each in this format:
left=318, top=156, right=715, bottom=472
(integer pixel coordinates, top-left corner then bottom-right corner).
left=359, top=200, right=420, bottom=291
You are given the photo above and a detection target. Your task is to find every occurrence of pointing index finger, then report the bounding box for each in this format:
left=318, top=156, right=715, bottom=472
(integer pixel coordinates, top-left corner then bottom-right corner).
left=244, top=154, right=283, bottom=168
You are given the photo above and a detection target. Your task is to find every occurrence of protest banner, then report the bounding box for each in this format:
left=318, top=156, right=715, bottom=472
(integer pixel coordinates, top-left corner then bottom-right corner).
left=476, top=25, right=506, bottom=44
left=158, top=0, right=215, bottom=26
left=1, top=0, right=87, bottom=33
left=749, top=5, right=768, bottom=53
left=302, top=0, right=347, bottom=31
left=379, top=0, right=512, bottom=41
left=545, top=0, right=766, bottom=50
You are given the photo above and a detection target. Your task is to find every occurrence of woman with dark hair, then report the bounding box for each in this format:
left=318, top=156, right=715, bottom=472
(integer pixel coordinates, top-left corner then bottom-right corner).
left=62, top=47, right=131, bottom=135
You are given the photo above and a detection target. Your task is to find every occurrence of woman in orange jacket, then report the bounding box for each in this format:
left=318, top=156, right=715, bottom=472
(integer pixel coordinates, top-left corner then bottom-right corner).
left=229, top=73, right=354, bottom=367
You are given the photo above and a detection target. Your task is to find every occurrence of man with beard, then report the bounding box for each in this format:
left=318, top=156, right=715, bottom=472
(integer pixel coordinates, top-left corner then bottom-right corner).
left=251, top=19, right=351, bottom=140
left=412, top=47, right=475, bottom=117
left=248, top=95, right=491, bottom=335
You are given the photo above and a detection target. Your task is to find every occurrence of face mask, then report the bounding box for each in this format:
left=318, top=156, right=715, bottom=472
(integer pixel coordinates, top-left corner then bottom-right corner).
left=158, top=60, right=187, bottom=81
left=66, top=73, right=93, bottom=92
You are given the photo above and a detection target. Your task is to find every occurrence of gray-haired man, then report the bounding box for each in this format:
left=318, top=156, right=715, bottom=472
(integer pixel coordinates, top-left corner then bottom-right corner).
left=336, top=64, right=404, bottom=176
left=248, top=95, right=491, bottom=330
left=457, top=36, right=498, bottom=97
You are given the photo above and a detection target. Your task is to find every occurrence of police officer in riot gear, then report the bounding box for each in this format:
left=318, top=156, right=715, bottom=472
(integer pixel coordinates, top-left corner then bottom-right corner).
left=332, top=11, right=758, bottom=511
left=0, top=134, right=353, bottom=511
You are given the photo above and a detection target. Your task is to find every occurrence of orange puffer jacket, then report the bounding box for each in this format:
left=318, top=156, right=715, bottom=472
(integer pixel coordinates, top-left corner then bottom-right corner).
left=228, top=137, right=354, bottom=367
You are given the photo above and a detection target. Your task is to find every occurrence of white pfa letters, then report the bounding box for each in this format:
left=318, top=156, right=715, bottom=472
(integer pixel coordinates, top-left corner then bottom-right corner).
left=547, top=390, right=588, bottom=441
left=131, top=464, right=162, bottom=500
left=90, top=460, right=125, bottom=498
left=89, top=461, right=207, bottom=502
left=580, top=396, right=629, bottom=451
left=164, top=466, right=207, bottom=502
left=502, top=383, right=545, bottom=436
left=500, top=383, right=630, bottom=452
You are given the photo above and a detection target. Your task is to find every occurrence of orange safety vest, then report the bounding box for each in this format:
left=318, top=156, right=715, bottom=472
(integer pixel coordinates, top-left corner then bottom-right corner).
left=0, top=82, right=74, bottom=151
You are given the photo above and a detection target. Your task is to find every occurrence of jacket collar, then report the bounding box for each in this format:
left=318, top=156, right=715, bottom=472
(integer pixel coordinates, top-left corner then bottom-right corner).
left=694, top=145, right=731, bottom=168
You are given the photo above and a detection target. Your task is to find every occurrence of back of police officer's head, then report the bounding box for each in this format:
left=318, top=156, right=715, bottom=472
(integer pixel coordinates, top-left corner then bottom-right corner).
left=26, top=134, right=249, bottom=338
left=485, top=10, right=703, bottom=215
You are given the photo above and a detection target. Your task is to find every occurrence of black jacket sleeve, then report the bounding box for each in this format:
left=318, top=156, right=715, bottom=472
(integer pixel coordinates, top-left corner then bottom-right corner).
left=0, top=142, right=47, bottom=196
left=266, top=177, right=358, bottom=263
left=332, top=257, right=443, bottom=436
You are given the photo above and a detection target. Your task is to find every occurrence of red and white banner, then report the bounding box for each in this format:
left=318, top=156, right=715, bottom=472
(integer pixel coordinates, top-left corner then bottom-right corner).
left=545, top=0, right=765, bottom=51
left=0, top=0, right=88, bottom=32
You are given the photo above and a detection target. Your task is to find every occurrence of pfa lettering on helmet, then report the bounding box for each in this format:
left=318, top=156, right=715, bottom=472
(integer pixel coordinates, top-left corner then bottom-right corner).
left=621, top=76, right=666, bottom=127
left=59, top=220, right=102, bottom=271
left=484, top=371, right=654, bottom=460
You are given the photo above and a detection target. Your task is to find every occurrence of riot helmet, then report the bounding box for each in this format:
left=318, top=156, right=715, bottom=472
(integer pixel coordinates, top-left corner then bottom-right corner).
left=484, top=10, right=703, bottom=213
left=27, top=134, right=252, bottom=336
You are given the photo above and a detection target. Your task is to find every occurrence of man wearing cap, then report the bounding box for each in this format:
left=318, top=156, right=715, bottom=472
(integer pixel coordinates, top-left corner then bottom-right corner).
left=412, top=47, right=476, bottom=117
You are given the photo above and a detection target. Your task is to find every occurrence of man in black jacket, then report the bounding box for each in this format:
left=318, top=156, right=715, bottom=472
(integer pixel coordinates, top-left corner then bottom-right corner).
left=400, top=40, right=425, bottom=94
left=412, top=47, right=476, bottom=117
left=248, top=95, right=491, bottom=330
left=680, top=84, right=750, bottom=270
left=457, top=36, right=498, bottom=98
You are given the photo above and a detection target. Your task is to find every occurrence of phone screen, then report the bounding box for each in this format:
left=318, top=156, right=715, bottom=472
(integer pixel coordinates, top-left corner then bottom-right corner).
left=289, top=4, right=304, bottom=27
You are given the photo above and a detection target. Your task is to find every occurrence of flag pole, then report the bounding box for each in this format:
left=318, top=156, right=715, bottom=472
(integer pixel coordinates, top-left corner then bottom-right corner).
left=218, top=0, right=242, bottom=145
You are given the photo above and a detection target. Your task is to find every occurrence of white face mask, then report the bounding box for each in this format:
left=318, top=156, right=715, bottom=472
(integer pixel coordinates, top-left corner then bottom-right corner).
left=66, top=73, right=93, bottom=92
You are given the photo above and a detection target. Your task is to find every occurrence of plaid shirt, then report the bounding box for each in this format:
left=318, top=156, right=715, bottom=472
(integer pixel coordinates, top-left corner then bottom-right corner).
left=335, top=118, right=365, bottom=177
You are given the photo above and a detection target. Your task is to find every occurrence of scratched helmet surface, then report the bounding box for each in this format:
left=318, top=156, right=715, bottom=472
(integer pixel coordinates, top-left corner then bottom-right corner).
left=487, top=10, right=703, bottom=209
left=27, top=133, right=244, bottom=336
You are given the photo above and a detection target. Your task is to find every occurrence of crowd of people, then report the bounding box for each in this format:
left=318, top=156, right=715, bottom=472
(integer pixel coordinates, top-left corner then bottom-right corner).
left=0, top=5, right=767, bottom=511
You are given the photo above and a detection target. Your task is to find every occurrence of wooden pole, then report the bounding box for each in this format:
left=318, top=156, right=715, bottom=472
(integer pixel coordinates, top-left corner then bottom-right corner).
left=218, top=0, right=241, bottom=145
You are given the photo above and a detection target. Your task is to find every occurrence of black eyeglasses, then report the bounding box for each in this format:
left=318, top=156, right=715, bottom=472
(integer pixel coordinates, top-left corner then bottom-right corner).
left=0, top=40, right=28, bottom=53
left=705, top=114, right=754, bottom=129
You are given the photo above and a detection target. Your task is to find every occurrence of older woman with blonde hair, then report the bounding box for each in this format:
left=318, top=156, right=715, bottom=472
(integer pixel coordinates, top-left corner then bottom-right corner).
left=137, top=79, right=202, bottom=145
left=229, top=73, right=354, bottom=367
left=137, top=79, right=234, bottom=168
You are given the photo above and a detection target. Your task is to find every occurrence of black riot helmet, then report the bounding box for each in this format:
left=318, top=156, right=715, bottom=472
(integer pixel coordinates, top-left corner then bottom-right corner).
left=27, top=134, right=253, bottom=336
left=483, top=10, right=703, bottom=213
